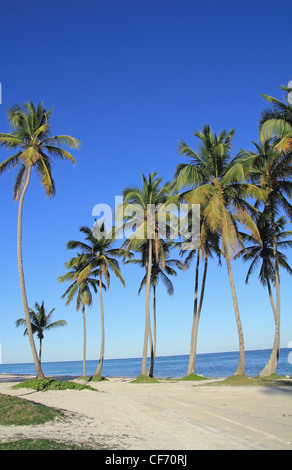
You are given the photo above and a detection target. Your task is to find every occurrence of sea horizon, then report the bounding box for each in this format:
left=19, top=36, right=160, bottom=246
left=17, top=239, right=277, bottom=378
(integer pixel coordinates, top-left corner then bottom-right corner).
left=1, top=348, right=291, bottom=379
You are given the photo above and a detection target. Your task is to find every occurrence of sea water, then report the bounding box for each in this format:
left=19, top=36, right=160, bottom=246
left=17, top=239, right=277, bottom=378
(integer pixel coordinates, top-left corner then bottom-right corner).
left=0, top=348, right=291, bottom=378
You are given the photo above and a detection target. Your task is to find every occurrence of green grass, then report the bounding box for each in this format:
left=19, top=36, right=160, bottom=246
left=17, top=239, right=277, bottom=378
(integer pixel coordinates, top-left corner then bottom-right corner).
left=215, top=374, right=292, bottom=386
left=0, top=439, right=105, bottom=450
left=88, top=376, right=109, bottom=382
left=130, top=375, right=160, bottom=383
left=0, top=393, right=64, bottom=426
left=12, top=378, right=98, bottom=392
left=178, top=373, right=209, bottom=381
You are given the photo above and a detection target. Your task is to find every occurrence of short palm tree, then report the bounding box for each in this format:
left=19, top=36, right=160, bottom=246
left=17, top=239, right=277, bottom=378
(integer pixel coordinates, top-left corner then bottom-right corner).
left=119, top=172, right=173, bottom=377
left=58, top=256, right=101, bottom=378
left=175, top=124, right=261, bottom=375
left=16, top=301, right=67, bottom=364
left=237, top=212, right=292, bottom=376
left=0, top=102, right=80, bottom=378
left=65, top=224, right=125, bottom=378
left=259, top=82, right=292, bottom=154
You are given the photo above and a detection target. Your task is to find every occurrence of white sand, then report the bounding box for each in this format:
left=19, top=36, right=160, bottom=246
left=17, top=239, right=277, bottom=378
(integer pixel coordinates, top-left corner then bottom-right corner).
left=0, top=374, right=291, bottom=450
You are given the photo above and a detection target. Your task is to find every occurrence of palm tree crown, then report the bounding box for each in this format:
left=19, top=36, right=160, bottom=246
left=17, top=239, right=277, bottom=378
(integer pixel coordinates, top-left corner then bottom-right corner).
left=0, top=101, right=80, bottom=199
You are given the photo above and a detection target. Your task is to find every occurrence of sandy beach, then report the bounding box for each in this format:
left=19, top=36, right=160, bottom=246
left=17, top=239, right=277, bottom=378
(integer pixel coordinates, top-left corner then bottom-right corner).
left=0, top=374, right=291, bottom=450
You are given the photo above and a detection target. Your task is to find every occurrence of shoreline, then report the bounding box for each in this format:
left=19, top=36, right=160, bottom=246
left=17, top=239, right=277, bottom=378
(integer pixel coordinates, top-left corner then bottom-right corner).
left=0, top=373, right=292, bottom=450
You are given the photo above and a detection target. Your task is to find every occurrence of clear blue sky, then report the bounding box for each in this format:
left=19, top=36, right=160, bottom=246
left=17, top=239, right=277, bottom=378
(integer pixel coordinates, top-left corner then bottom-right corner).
left=0, top=0, right=291, bottom=364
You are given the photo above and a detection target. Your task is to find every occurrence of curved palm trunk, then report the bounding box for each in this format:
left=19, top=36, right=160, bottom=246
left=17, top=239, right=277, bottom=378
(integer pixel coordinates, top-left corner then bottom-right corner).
left=258, top=228, right=280, bottom=377
left=17, top=165, right=44, bottom=379
left=225, top=248, right=245, bottom=376
left=82, top=305, right=87, bottom=377
left=186, top=254, right=208, bottom=376
left=141, top=240, right=152, bottom=376
left=93, top=273, right=105, bottom=377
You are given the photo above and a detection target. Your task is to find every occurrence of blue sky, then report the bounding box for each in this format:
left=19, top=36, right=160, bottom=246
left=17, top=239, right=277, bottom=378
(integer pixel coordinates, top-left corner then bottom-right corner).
left=0, top=0, right=291, bottom=365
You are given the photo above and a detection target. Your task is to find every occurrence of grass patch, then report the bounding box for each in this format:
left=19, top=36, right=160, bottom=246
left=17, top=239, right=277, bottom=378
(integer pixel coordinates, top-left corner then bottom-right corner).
left=216, top=374, right=292, bottom=387
left=0, top=393, right=64, bottom=426
left=0, top=439, right=104, bottom=450
left=88, top=376, right=109, bottom=382
left=12, top=378, right=98, bottom=392
left=130, top=375, right=159, bottom=384
left=178, top=374, right=209, bottom=381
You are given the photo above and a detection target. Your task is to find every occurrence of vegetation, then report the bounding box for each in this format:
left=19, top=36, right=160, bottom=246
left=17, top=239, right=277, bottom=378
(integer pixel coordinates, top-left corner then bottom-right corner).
left=130, top=375, right=160, bottom=383
left=0, top=102, right=80, bottom=379
left=58, top=256, right=100, bottom=378
left=16, top=301, right=67, bottom=364
left=0, top=393, right=64, bottom=425
left=12, top=378, right=98, bottom=392
left=0, top=82, right=291, bottom=381
left=0, top=439, right=103, bottom=451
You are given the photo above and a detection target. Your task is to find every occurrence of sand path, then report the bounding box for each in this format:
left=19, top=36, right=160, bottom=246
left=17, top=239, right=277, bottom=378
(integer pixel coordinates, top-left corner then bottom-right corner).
left=0, top=375, right=291, bottom=450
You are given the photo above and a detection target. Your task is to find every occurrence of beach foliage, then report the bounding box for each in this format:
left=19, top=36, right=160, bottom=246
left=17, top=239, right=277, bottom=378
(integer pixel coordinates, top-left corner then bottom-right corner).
left=12, top=378, right=98, bottom=392
left=0, top=393, right=64, bottom=425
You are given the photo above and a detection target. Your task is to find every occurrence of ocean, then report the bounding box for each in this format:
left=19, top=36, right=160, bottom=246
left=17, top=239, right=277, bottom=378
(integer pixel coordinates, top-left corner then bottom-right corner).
left=0, top=348, right=291, bottom=378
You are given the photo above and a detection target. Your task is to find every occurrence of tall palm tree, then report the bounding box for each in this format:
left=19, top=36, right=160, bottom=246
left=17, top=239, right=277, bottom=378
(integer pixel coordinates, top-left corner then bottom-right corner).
left=128, top=240, right=183, bottom=376
left=58, top=256, right=101, bottom=377
left=259, top=82, right=292, bottom=154
left=16, top=301, right=67, bottom=364
left=119, top=172, right=173, bottom=377
left=241, top=139, right=292, bottom=375
left=0, top=102, right=80, bottom=379
left=175, top=124, right=261, bottom=375
left=65, top=224, right=125, bottom=378
left=236, top=212, right=292, bottom=377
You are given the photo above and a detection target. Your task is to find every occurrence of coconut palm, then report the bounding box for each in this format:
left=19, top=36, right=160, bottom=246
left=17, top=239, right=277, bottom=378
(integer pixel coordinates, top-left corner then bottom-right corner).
left=0, top=102, right=80, bottom=378
left=240, top=139, right=292, bottom=375
left=127, top=240, right=184, bottom=376
left=259, top=82, right=292, bottom=154
left=119, top=172, right=173, bottom=377
left=16, top=301, right=67, bottom=364
left=175, top=124, right=261, bottom=375
left=65, top=224, right=125, bottom=378
left=237, top=211, right=292, bottom=376
left=58, top=256, right=102, bottom=377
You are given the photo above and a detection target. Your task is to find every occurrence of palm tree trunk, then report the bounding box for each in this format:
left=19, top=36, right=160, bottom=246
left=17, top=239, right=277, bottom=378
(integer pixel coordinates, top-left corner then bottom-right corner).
left=258, top=227, right=280, bottom=377
left=141, top=240, right=152, bottom=376
left=186, top=254, right=208, bottom=376
left=93, top=273, right=105, bottom=377
left=225, top=248, right=245, bottom=376
left=147, top=284, right=156, bottom=377
left=17, top=165, right=44, bottom=379
left=39, top=337, right=42, bottom=364
left=186, top=252, right=200, bottom=376
left=82, top=305, right=87, bottom=377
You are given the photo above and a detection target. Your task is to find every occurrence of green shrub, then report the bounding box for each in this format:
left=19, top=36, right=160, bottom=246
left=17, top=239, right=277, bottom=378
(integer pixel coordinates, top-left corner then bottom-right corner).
left=12, top=378, right=98, bottom=392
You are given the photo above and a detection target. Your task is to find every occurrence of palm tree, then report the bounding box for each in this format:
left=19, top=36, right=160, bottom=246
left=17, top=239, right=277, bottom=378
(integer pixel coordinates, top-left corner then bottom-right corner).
left=241, top=139, right=292, bottom=375
left=236, top=212, right=292, bottom=376
left=0, top=102, right=80, bottom=379
left=175, top=124, right=261, bottom=375
left=58, top=256, right=101, bottom=377
left=65, top=224, right=125, bottom=378
left=16, top=301, right=67, bottom=364
left=127, top=240, right=184, bottom=376
left=180, top=217, right=221, bottom=377
left=259, top=82, right=292, bottom=154
left=119, top=172, right=173, bottom=377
